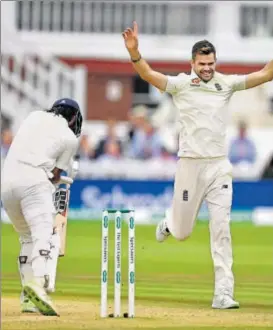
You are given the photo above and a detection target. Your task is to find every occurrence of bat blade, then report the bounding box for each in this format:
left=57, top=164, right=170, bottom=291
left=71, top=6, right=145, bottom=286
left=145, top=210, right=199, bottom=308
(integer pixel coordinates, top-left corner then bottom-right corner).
left=55, top=213, right=67, bottom=256
left=54, top=186, right=70, bottom=257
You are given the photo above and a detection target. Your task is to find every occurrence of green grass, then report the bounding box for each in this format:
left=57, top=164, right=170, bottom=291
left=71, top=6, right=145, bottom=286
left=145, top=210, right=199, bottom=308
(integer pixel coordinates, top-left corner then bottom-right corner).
left=2, top=221, right=273, bottom=329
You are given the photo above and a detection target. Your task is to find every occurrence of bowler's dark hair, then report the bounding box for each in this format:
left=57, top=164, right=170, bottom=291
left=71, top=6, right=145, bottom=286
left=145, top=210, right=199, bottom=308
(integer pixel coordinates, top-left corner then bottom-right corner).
left=192, top=40, right=216, bottom=60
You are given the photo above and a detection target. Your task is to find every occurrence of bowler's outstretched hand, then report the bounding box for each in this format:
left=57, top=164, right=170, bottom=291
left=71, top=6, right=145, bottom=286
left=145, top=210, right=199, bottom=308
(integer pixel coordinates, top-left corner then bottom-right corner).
left=122, top=21, right=139, bottom=51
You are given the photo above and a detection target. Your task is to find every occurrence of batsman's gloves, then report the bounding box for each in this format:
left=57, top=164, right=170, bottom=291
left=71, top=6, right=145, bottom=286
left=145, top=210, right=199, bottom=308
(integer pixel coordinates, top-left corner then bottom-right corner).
left=53, top=188, right=69, bottom=213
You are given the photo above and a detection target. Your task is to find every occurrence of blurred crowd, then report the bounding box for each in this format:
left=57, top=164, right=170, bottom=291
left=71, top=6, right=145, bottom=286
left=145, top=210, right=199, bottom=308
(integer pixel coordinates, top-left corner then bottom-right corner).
left=228, top=121, right=257, bottom=165
left=77, top=105, right=177, bottom=163
left=1, top=128, right=13, bottom=161
left=1, top=107, right=273, bottom=180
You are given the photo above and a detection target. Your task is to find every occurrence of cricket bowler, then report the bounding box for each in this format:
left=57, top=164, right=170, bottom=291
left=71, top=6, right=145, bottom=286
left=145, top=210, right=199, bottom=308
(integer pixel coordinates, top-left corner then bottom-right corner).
left=122, top=21, right=273, bottom=309
left=1, top=98, right=82, bottom=316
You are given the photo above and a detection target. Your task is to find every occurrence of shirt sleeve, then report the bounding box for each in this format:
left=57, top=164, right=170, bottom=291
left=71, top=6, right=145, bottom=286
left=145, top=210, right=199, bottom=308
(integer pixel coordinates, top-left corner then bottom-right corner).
left=165, top=73, right=188, bottom=95
left=56, top=137, right=78, bottom=171
left=227, top=74, right=247, bottom=92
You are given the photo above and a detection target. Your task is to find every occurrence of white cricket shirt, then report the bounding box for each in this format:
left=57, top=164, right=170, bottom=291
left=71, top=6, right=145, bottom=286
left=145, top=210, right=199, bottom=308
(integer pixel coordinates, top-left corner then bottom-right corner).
left=166, top=70, right=246, bottom=158
left=2, top=111, right=78, bottom=181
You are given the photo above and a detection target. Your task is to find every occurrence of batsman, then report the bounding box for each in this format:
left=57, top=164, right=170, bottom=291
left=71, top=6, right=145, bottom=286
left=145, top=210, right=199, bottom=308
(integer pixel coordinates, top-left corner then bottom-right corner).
left=1, top=98, right=82, bottom=316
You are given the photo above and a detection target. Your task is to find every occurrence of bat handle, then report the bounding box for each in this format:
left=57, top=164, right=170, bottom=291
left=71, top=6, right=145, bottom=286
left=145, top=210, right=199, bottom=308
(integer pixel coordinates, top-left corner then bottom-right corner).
left=59, top=176, right=73, bottom=185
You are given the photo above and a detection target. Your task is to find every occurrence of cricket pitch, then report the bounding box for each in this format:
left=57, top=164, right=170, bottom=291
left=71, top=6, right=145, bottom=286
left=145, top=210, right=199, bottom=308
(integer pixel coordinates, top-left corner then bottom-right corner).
left=2, top=297, right=272, bottom=330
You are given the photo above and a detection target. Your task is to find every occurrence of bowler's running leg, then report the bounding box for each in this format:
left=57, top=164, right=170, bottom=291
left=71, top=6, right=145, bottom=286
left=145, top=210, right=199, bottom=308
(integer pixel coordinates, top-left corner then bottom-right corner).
left=156, top=158, right=206, bottom=242
left=204, top=158, right=239, bottom=309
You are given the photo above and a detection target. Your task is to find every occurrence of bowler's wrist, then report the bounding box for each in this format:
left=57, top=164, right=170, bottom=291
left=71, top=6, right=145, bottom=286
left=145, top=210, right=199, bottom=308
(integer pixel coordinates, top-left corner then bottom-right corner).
left=129, top=49, right=141, bottom=61
left=131, top=55, right=142, bottom=63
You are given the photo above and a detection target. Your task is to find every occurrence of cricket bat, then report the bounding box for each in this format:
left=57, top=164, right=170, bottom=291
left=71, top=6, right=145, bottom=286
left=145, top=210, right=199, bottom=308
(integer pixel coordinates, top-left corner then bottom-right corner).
left=54, top=178, right=72, bottom=257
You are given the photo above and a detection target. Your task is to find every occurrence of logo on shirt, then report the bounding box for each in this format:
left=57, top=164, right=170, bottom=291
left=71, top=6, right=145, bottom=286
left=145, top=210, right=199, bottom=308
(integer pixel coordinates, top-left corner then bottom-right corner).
left=190, top=78, right=201, bottom=87
left=215, top=83, right=222, bottom=91
left=183, top=190, right=189, bottom=201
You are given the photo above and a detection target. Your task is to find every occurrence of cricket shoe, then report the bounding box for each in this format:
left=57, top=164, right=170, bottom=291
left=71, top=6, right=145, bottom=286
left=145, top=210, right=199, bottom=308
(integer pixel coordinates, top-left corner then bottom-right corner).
left=21, top=292, right=39, bottom=313
left=212, top=295, right=240, bottom=309
left=156, top=218, right=171, bottom=242
left=23, top=280, right=59, bottom=316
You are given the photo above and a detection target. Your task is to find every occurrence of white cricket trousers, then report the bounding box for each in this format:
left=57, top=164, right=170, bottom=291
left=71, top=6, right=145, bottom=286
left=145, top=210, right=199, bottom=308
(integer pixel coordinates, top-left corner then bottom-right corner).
left=1, top=165, right=55, bottom=287
left=167, top=157, right=234, bottom=297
